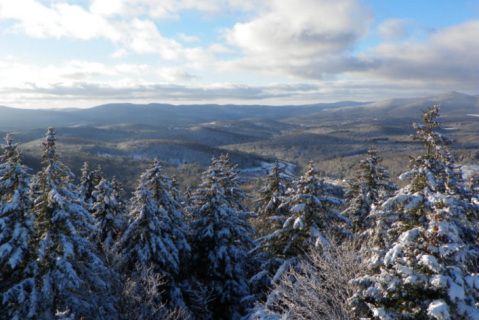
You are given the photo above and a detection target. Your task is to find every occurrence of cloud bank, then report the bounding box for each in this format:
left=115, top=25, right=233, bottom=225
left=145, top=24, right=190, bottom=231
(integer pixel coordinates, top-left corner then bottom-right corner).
left=0, top=0, right=477, bottom=108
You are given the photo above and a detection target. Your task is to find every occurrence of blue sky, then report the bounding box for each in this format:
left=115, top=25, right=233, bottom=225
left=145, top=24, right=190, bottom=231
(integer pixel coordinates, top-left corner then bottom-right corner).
left=0, top=0, right=478, bottom=109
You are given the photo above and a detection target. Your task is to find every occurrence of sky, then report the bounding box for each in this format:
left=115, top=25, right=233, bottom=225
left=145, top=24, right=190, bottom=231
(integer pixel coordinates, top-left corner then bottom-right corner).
left=0, top=0, right=478, bottom=109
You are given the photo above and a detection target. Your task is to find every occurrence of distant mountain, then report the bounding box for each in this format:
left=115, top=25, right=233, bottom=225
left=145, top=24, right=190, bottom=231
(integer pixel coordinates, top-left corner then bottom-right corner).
left=0, top=102, right=364, bottom=130
left=284, top=91, right=479, bottom=124
left=0, top=92, right=477, bottom=130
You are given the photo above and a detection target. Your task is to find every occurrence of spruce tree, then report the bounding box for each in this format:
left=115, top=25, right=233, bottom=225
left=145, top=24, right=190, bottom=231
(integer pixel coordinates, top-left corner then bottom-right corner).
left=275, top=161, right=351, bottom=257
left=254, top=161, right=290, bottom=239
left=343, top=146, right=397, bottom=234
left=116, top=159, right=190, bottom=310
left=0, top=134, right=37, bottom=319
left=32, top=128, right=118, bottom=320
left=78, top=161, right=96, bottom=208
left=78, top=162, right=106, bottom=212
left=351, top=106, right=479, bottom=320
left=216, top=154, right=250, bottom=212
left=250, top=162, right=352, bottom=318
left=110, top=175, right=130, bottom=213
left=141, top=159, right=190, bottom=261
left=247, top=161, right=291, bottom=304
left=91, top=177, right=128, bottom=252
left=140, top=159, right=190, bottom=309
left=188, top=157, right=256, bottom=320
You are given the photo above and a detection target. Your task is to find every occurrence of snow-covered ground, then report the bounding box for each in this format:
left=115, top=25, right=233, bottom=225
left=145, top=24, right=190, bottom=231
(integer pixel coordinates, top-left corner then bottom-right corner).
left=240, top=161, right=296, bottom=179
left=461, top=165, right=479, bottom=180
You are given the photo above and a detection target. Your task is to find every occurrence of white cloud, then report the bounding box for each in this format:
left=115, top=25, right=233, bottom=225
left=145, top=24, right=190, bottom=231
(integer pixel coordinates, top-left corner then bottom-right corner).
left=0, top=60, right=155, bottom=87
left=0, top=0, right=205, bottom=61
left=0, top=0, right=121, bottom=40
left=218, top=0, right=374, bottom=80
left=354, top=20, right=479, bottom=86
left=377, top=19, right=413, bottom=40
left=0, top=80, right=321, bottom=106
left=178, top=33, right=200, bottom=43
left=0, top=0, right=477, bottom=107
left=88, top=0, right=259, bottom=19
left=157, top=67, right=197, bottom=82
left=110, top=48, right=129, bottom=58
left=224, top=0, right=373, bottom=57
left=208, top=43, right=235, bottom=54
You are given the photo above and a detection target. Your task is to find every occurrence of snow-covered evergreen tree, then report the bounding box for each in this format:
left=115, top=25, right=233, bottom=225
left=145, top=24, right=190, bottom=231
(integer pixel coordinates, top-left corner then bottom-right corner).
left=351, top=106, right=479, bottom=320
left=110, top=175, right=130, bottom=212
left=32, top=128, right=118, bottom=320
left=254, top=161, right=290, bottom=239
left=91, top=177, right=128, bottom=252
left=188, top=157, right=256, bottom=320
left=216, top=154, right=250, bottom=212
left=247, top=161, right=291, bottom=305
left=78, top=162, right=106, bottom=212
left=171, top=175, right=182, bottom=201
left=274, top=161, right=351, bottom=257
left=343, top=146, right=397, bottom=234
left=141, top=159, right=190, bottom=309
left=250, top=162, right=352, bottom=317
left=0, top=134, right=38, bottom=320
left=140, top=159, right=190, bottom=262
left=78, top=161, right=96, bottom=207
left=116, top=159, right=191, bottom=311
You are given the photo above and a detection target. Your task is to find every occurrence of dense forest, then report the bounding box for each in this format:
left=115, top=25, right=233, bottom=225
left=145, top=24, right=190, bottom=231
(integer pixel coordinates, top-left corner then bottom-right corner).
left=1, top=106, right=479, bottom=320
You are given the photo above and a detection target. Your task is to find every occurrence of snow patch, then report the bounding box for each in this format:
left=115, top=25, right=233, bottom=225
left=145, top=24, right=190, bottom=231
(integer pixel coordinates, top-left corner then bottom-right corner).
left=419, top=255, right=441, bottom=273
left=427, top=300, right=450, bottom=320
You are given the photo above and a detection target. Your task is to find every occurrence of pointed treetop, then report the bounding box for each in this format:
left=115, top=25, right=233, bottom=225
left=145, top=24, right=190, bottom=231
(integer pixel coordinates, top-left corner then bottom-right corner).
left=411, top=105, right=452, bottom=160
left=305, top=160, right=318, bottom=178
left=1, top=133, right=17, bottom=161
left=41, top=127, right=60, bottom=163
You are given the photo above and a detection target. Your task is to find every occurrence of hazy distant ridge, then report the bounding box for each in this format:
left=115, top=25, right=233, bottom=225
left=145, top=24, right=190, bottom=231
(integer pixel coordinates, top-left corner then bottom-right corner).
left=0, top=91, right=477, bottom=130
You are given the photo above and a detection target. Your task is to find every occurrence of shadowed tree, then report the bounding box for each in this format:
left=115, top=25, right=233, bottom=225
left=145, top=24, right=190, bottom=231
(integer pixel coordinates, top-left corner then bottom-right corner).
left=0, top=134, right=38, bottom=319
left=188, top=156, right=256, bottom=320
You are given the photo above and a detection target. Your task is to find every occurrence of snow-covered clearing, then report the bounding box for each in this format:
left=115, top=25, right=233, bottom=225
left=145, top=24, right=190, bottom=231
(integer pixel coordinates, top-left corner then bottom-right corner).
left=241, top=161, right=296, bottom=178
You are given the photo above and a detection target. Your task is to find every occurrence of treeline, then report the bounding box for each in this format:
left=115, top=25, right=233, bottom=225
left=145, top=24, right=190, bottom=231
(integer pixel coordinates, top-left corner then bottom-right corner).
left=1, top=106, right=479, bottom=320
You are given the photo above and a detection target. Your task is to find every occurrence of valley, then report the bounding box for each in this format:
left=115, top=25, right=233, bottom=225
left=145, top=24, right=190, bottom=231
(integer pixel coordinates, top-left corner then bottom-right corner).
left=2, top=91, right=478, bottom=194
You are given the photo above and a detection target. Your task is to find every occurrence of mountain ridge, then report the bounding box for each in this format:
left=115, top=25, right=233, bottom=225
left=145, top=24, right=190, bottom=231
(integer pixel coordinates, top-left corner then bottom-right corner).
left=0, top=91, right=477, bottom=130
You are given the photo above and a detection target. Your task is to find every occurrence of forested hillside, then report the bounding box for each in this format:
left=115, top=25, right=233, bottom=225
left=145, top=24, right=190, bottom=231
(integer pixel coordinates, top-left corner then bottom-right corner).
left=1, top=105, right=479, bottom=320
left=3, top=92, right=479, bottom=196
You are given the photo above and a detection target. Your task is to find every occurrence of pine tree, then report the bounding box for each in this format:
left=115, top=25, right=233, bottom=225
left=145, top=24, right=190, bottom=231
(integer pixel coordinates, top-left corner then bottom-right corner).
left=32, top=128, right=118, bottom=320
left=343, top=146, right=397, bottom=234
left=91, top=177, right=128, bottom=252
left=0, top=134, right=38, bottom=319
left=351, top=106, right=479, bottom=320
left=188, top=157, right=256, bottom=320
